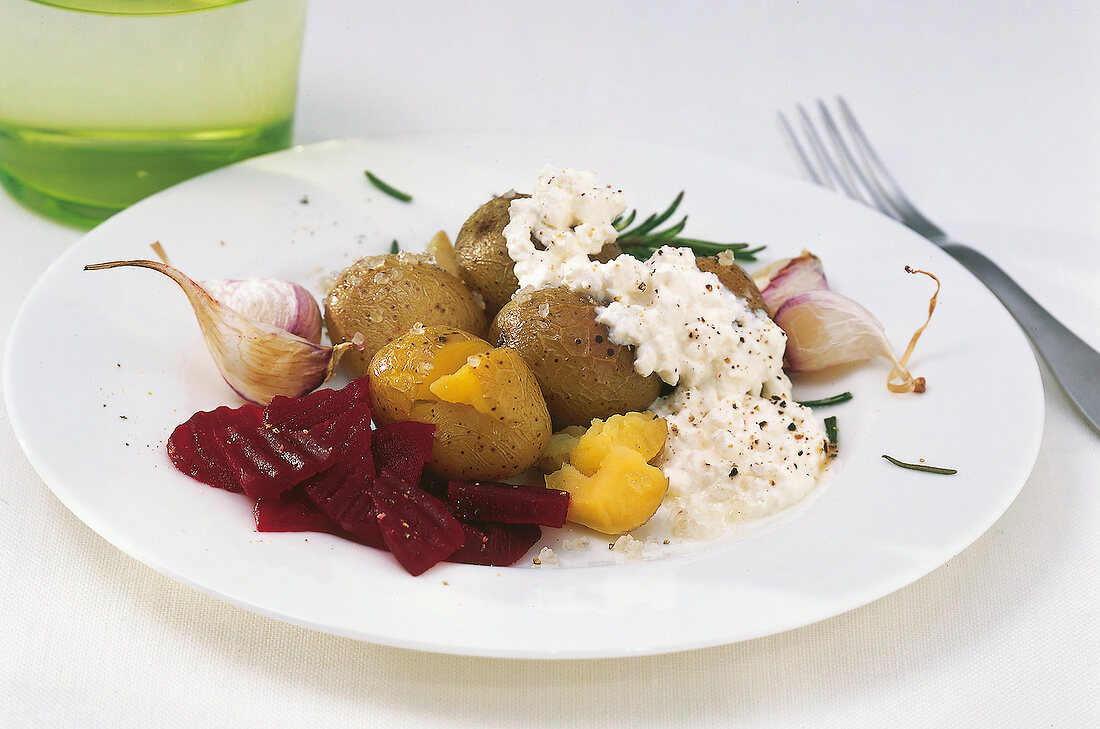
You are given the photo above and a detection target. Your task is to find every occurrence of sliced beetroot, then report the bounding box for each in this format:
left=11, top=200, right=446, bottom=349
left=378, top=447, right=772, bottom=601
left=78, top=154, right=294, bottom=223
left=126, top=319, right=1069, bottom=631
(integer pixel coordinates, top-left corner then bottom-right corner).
left=254, top=489, right=345, bottom=535
left=167, top=404, right=262, bottom=492
left=447, top=521, right=542, bottom=567
left=314, top=401, right=375, bottom=466
left=213, top=421, right=333, bottom=500
left=446, top=481, right=570, bottom=528
left=301, top=466, right=386, bottom=549
left=371, top=421, right=435, bottom=483
left=264, top=376, right=370, bottom=430
left=334, top=485, right=387, bottom=550
left=372, top=468, right=464, bottom=576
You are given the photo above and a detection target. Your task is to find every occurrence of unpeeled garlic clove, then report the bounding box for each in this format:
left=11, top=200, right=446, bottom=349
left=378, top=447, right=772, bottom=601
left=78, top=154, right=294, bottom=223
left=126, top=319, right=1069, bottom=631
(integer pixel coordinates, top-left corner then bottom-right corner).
left=202, top=278, right=323, bottom=343
left=775, top=290, right=893, bottom=371
left=85, top=259, right=362, bottom=405
left=775, top=289, right=925, bottom=393
left=752, top=250, right=828, bottom=316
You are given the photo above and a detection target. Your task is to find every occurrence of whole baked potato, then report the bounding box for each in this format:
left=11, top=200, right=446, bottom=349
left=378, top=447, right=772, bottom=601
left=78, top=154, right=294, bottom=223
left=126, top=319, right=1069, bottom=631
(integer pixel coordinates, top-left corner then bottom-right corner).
left=325, top=253, right=487, bottom=377
left=454, top=194, right=625, bottom=316
left=695, top=255, right=768, bottom=313
left=453, top=193, right=527, bottom=316
left=369, top=325, right=551, bottom=480
left=489, top=287, right=662, bottom=427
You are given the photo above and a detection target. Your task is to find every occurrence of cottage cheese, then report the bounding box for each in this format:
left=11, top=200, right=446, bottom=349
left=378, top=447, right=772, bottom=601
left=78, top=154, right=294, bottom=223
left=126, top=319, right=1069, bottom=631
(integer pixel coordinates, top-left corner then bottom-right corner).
left=506, top=166, right=828, bottom=538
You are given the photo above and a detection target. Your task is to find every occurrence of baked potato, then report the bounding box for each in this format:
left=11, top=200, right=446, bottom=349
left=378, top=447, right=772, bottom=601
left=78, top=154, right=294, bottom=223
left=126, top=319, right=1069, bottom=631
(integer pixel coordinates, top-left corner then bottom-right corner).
left=454, top=194, right=625, bottom=316
left=489, top=287, right=662, bottom=427
left=369, top=326, right=551, bottom=480
left=325, top=253, right=487, bottom=377
left=453, top=193, right=527, bottom=316
left=695, top=255, right=768, bottom=313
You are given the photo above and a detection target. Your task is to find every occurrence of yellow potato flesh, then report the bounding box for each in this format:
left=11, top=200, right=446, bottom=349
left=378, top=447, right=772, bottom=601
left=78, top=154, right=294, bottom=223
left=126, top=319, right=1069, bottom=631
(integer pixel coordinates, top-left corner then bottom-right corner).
left=569, top=412, right=667, bottom=476
left=542, top=411, right=669, bottom=534
left=429, top=357, right=493, bottom=415
left=545, top=447, right=668, bottom=534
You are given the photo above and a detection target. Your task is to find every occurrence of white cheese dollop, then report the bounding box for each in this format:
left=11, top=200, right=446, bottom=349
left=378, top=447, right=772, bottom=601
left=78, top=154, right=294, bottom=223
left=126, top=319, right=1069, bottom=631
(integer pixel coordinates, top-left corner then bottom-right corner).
left=506, top=167, right=828, bottom=537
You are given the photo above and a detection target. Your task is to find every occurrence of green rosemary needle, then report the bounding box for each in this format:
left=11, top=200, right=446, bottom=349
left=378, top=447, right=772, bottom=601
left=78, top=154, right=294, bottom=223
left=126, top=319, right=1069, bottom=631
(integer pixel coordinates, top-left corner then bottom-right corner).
left=614, top=192, right=764, bottom=262
left=798, top=392, right=854, bottom=408
left=389, top=240, right=400, bottom=254
left=824, top=416, right=839, bottom=459
left=881, top=454, right=957, bottom=475
left=365, top=171, right=413, bottom=202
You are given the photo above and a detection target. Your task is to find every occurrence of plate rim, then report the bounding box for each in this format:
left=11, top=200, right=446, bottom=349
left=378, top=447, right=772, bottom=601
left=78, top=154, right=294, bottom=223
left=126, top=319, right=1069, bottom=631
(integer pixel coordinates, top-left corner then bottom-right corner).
left=3, top=133, right=1045, bottom=658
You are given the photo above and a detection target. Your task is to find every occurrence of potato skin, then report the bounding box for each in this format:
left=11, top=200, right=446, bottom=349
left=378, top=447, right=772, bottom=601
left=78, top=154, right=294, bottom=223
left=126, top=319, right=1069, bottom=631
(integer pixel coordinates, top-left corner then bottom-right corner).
left=695, top=255, right=768, bottom=313
left=453, top=194, right=527, bottom=317
left=489, top=288, right=662, bottom=427
left=454, top=193, right=627, bottom=316
left=369, top=326, right=551, bottom=480
left=325, top=253, right=487, bottom=378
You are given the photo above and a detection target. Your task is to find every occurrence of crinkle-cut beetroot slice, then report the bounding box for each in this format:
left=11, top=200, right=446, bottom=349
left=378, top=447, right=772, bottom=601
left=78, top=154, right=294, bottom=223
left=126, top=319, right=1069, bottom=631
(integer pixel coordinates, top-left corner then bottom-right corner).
left=213, top=422, right=333, bottom=500
left=301, top=467, right=385, bottom=550
left=334, top=484, right=387, bottom=551
left=313, top=401, right=374, bottom=464
left=254, top=488, right=345, bottom=535
left=372, top=468, right=464, bottom=576
left=447, top=521, right=541, bottom=567
left=264, top=376, right=370, bottom=430
left=371, top=421, right=435, bottom=484
left=167, top=404, right=262, bottom=492
left=446, top=481, right=570, bottom=528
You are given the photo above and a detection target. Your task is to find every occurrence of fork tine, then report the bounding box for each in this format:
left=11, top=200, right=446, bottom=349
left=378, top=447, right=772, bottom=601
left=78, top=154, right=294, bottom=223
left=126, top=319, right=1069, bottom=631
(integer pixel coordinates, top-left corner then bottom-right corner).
left=777, top=111, right=823, bottom=186
left=815, top=100, right=896, bottom=216
left=797, top=104, right=854, bottom=197
left=836, top=97, right=945, bottom=237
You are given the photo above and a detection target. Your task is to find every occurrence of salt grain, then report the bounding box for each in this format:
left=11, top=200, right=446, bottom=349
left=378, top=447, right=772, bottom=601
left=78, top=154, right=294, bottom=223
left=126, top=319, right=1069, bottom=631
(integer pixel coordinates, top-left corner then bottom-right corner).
left=536, top=546, right=559, bottom=566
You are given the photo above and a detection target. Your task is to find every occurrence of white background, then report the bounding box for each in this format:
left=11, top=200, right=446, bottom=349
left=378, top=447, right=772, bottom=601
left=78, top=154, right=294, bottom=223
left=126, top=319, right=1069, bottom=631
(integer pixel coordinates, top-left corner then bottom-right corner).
left=2, top=1, right=1098, bottom=726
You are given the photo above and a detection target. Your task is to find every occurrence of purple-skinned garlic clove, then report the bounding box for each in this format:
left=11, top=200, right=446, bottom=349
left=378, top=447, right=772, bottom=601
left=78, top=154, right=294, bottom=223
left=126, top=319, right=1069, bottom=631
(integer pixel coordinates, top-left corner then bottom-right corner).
left=752, top=250, right=829, bottom=316
left=202, top=278, right=323, bottom=343
left=84, top=259, right=362, bottom=405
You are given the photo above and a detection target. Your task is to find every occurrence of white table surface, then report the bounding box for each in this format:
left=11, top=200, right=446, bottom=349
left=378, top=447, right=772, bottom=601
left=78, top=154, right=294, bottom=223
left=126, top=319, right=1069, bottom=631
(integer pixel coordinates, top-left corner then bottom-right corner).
left=2, top=1, right=1097, bottom=726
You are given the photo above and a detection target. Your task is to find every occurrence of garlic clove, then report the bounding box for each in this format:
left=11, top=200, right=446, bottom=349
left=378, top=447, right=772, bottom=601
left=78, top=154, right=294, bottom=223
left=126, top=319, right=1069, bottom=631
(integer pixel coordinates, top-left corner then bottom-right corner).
left=202, top=278, right=323, bottom=343
left=752, top=250, right=829, bottom=316
left=85, top=259, right=360, bottom=405
left=775, top=289, right=926, bottom=393
left=775, top=289, right=892, bottom=372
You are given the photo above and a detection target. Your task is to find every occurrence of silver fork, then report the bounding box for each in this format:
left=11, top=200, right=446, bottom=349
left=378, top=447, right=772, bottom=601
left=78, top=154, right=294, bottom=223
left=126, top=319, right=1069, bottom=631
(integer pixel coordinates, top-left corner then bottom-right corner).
left=779, top=97, right=1100, bottom=433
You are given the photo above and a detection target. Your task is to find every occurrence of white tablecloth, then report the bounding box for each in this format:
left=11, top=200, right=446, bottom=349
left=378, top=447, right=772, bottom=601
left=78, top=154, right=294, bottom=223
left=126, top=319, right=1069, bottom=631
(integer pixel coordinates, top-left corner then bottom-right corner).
left=2, top=2, right=1097, bottom=726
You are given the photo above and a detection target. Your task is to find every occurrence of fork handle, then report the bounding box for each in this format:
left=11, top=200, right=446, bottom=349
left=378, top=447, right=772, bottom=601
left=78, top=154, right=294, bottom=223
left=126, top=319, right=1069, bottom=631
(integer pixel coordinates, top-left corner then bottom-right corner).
left=942, top=242, right=1100, bottom=432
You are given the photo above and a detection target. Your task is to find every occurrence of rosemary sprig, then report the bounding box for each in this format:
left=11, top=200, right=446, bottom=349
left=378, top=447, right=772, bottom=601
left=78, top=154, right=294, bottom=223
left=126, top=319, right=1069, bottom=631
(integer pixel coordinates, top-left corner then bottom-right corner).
left=389, top=240, right=400, bottom=254
left=824, top=416, right=838, bottom=459
left=614, top=192, right=764, bottom=262
left=365, top=171, right=413, bottom=202
left=798, top=392, right=853, bottom=408
left=881, top=454, right=957, bottom=475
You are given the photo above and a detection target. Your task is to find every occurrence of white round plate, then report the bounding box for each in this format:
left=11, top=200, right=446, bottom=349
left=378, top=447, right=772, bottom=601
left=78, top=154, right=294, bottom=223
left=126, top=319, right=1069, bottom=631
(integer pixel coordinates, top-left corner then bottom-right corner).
left=4, top=134, right=1043, bottom=658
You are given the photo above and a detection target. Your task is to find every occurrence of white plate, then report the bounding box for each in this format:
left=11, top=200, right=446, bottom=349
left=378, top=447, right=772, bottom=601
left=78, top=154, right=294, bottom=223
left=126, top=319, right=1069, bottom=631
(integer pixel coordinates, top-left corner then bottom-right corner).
left=4, top=134, right=1043, bottom=658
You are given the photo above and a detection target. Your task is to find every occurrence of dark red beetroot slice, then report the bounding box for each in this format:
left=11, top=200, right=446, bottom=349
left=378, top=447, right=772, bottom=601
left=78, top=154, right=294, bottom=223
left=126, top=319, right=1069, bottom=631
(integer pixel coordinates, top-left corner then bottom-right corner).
left=372, top=468, right=464, bottom=576
left=313, top=401, right=374, bottom=460
left=300, top=404, right=383, bottom=550
left=254, top=488, right=345, bottom=535
left=264, top=377, right=370, bottom=430
left=213, top=421, right=333, bottom=500
left=446, top=481, right=570, bottom=528
left=371, top=421, right=435, bottom=484
left=167, top=404, right=262, bottom=492
left=447, top=521, right=541, bottom=567
left=301, top=467, right=386, bottom=550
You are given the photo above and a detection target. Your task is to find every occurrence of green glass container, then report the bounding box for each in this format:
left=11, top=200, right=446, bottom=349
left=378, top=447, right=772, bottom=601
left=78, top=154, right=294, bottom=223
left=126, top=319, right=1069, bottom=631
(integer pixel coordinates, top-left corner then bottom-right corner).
left=0, top=0, right=307, bottom=228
